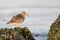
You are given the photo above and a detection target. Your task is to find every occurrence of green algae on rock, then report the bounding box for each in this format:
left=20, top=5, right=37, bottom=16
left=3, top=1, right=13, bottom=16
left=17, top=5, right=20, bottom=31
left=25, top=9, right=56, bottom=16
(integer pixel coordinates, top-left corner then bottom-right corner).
left=47, top=15, right=60, bottom=40
left=0, top=27, right=35, bottom=40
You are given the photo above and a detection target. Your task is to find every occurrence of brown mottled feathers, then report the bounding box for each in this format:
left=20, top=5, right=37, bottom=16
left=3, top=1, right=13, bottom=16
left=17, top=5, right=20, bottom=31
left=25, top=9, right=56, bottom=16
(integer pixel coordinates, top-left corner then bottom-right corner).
left=7, top=14, right=25, bottom=24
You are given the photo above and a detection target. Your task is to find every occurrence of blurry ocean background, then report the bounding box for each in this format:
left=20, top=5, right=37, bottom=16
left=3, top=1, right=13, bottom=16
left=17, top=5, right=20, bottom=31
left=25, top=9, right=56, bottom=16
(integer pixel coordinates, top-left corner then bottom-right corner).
left=0, top=0, right=60, bottom=40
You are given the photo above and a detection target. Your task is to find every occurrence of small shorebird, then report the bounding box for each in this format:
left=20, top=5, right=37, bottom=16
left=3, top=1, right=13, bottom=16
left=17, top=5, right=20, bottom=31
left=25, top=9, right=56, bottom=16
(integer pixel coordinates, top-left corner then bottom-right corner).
left=7, top=11, right=29, bottom=27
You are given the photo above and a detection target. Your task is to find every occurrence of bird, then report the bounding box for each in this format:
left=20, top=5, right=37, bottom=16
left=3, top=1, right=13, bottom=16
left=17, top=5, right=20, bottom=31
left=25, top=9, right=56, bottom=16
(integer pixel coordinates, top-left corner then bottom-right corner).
left=7, top=11, right=29, bottom=27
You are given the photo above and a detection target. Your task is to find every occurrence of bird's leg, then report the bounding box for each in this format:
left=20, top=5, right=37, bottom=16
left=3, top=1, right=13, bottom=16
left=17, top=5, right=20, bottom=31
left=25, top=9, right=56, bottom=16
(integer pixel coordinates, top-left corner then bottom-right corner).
left=15, top=23, right=20, bottom=27
left=15, top=23, right=17, bottom=27
left=14, top=23, right=18, bottom=27
left=18, top=23, right=21, bottom=27
left=17, top=23, right=21, bottom=28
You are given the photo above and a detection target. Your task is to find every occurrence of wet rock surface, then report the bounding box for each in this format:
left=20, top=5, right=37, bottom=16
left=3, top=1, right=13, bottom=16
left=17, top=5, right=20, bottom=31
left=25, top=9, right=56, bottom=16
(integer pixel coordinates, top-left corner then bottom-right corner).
left=0, top=27, right=35, bottom=40
left=47, top=15, right=60, bottom=40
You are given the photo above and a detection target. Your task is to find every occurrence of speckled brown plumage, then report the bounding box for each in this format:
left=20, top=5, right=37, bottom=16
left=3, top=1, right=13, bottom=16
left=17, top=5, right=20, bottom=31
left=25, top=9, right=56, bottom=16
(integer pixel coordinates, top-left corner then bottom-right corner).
left=7, top=14, right=25, bottom=24
left=7, top=11, right=28, bottom=27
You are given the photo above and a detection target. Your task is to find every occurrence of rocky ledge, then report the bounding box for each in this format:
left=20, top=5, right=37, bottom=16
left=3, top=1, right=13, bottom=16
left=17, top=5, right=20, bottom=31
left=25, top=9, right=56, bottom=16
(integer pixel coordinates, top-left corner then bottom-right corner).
left=47, top=15, right=60, bottom=40
left=0, top=27, right=35, bottom=40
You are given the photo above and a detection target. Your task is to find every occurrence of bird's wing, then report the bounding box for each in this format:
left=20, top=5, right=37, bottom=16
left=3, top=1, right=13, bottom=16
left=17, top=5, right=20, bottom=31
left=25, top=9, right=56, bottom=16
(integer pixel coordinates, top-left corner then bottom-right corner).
left=10, top=16, right=16, bottom=22
left=15, top=17, right=24, bottom=23
left=7, top=14, right=25, bottom=24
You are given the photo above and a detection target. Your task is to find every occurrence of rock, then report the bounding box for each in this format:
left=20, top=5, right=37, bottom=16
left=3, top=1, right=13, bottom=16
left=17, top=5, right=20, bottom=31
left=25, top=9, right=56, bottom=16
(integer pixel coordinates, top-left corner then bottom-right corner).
left=0, top=27, right=35, bottom=40
left=47, top=15, right=60, bottom=40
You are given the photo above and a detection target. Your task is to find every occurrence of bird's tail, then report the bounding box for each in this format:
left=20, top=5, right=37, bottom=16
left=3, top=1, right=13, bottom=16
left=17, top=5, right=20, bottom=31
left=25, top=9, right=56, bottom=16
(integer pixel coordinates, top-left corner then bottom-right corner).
left=6, top=22, right=10, bottom=24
